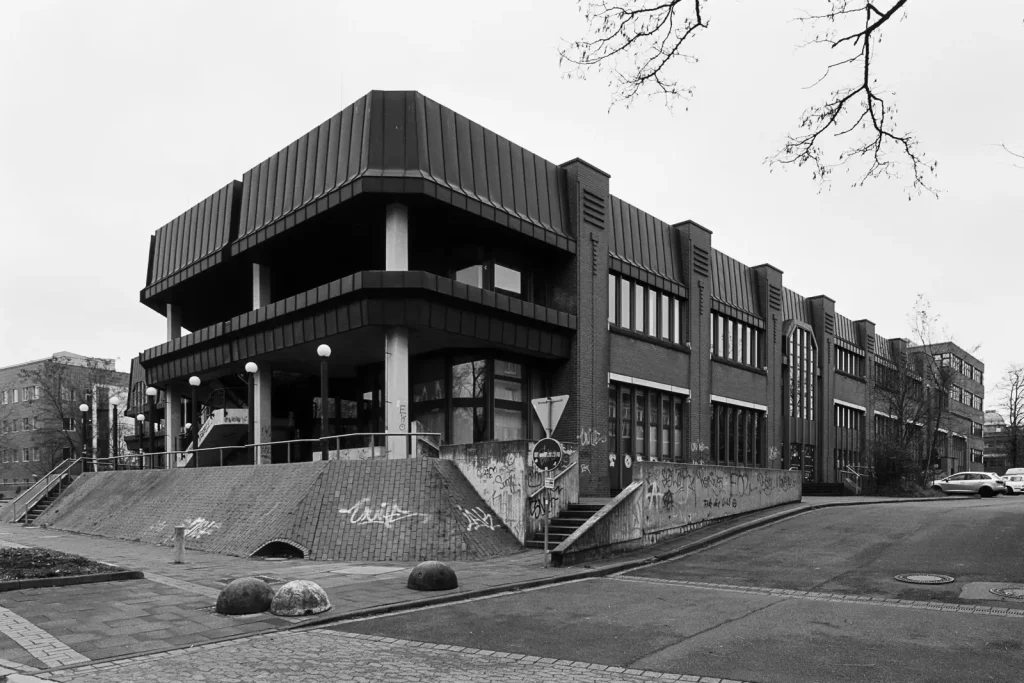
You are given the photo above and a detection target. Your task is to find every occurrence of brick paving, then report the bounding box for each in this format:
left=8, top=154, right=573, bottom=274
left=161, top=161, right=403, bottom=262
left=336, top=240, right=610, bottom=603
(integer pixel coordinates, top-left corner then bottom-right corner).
left=34, top=630, right=758, bottom=683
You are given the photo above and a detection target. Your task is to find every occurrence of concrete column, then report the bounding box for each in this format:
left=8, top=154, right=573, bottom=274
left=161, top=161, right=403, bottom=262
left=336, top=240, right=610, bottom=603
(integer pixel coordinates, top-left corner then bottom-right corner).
left=385, top=203, right=409, bottom=270
left=166, top=304, right=182, bottom=341
left=165, top=387, right=181, bottom=468
left=253, top=263, right=271, bottom=309
left=166, top=304, right=183, bottom=467
left=385, top=328, right=410, bottom=458
left=385, top=203, right=410, bottom=458
left=254, top=368, right=272, bottom=465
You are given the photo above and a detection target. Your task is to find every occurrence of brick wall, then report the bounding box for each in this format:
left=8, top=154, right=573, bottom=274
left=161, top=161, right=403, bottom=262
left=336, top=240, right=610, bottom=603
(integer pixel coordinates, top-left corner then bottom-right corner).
left=35, top=460, right=523, bottom=562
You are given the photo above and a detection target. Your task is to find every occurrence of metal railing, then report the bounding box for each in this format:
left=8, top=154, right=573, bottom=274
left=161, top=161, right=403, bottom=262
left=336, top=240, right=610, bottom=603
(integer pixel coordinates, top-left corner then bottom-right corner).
left=87, top=431, right=444, bottom=471
left=4, top=458, right=82, bottom=524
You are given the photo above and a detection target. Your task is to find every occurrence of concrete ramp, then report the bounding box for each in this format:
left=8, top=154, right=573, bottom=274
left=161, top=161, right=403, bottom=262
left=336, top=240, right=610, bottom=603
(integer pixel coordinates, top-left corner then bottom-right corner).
left=33, top=459, right=523, bottom=562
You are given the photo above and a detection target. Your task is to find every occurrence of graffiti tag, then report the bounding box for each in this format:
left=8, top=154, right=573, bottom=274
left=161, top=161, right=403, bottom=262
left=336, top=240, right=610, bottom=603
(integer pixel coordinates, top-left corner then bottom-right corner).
left=338, top=499, right=429, bottom=529
left=458, top=506, right=498, bottom=531
left=183, top=517, right=221, bottom=540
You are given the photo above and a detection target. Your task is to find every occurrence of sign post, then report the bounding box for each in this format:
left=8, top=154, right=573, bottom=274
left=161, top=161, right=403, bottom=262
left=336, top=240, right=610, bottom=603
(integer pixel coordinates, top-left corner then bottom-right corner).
left=531, top=437, right=564, bottom=568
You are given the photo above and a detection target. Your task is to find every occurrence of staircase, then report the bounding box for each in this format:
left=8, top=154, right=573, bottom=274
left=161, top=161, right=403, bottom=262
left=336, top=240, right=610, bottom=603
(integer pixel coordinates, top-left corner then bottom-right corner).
left=525, top=502, right=604, bottom=549
left=24, top=484, right=68, bottom=524
left=801, top=482, right=846, bottom=496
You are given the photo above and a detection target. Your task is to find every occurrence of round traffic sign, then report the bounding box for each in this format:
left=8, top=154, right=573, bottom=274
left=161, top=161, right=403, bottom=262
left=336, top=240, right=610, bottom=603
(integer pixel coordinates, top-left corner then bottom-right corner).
left=531, top=438, right=563, bottom=472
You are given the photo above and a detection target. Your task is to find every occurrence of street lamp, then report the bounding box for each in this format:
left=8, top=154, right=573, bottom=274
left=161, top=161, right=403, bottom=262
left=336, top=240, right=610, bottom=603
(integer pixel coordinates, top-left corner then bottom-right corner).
left=188, top=376, right=201, bottom=455
left=110, top=395, right=120, bottom=470
left=317, top=344, right=331, bottom=460
left=136, top=413, right=145, bottom=468
left=146, top=386, right=158, bottom=467
left=245, top=362, right=258, bottom=456
left=78, top=402, right=90, bottom=471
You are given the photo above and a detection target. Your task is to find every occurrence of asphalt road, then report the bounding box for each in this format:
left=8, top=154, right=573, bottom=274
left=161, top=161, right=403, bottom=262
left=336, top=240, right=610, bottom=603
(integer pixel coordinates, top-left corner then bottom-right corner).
left=333, top=496, right=1024, bottom=683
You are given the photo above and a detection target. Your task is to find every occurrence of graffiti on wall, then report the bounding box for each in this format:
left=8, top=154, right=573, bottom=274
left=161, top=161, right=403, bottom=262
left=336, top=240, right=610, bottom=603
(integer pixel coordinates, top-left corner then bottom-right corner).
left=578, top=427, right=607, bottom=447
left=457, top=505, right=498, bottom=531
left=338, top=499, right=430, bottom=529
left=640, top=463, right=801, bottom=530
left=183, top=517, right=221, bottom=539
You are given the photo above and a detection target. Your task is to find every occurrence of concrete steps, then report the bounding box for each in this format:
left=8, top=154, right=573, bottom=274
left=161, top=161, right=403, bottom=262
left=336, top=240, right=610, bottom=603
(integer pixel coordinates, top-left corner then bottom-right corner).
left=524, top=503, right=604, bottom=549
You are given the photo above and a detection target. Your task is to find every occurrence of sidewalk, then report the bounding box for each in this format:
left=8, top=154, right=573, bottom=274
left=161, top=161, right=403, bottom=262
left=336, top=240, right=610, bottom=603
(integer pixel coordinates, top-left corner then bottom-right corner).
left=0, top=494, right=969, bottom=678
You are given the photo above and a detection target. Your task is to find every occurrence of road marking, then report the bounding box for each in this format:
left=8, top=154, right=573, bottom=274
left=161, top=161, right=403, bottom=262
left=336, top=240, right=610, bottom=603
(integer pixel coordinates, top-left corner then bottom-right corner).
left=610, top=575, right=1024, bottom=618
left=0, top=606, right=89, bottom=668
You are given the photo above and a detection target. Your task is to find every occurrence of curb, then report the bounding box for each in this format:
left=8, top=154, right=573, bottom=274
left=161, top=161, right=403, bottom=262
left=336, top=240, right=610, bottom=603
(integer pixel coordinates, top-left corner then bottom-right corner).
left=0, top=570, right=145, bottom=593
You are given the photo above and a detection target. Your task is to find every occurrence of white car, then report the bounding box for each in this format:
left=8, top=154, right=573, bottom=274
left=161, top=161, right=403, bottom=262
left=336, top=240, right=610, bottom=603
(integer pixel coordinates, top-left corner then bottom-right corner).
left=931, top=472, right=1006, bottom=497
left=1002, top=474, right=1024, bottom=495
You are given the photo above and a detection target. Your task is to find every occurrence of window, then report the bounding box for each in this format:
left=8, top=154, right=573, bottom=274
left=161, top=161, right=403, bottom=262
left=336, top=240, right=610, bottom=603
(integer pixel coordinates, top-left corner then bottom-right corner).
left=972, top=395, right=983, bottom=411
left=711, top=312, right=762, bottom=369
left=454, top=262, right=524, bottom=299
left=608, top=274, right=684, bottom=345
left=451, top=359, right=488, bottom=445
left=30, top=448, right=39, bottom=462
left=608, top=273, right=617, bottom=324
left=11, top=389, right=18, bottom=403
left=634, top=282, right=645, bottom=333
left=22, top=449, right=29, bottom=463
left=970, top=448, right=983, bottom=463
left=10, top=420, right=17, bottom=433
left=835, top=346, right=864, bottom=378
left=23, top=386, right=36, bottom=401
left=32, top=416, right=40, bottom=430
left=0, top=450, right=6, bottom=463
left=609, top=381, right=688, bottom=463
left=788, top=327, right=816, bottom=421
left=950, top=385, right=962, bottom=403
left=1, top=420, right=7, bottom=434
left=63, top=417, right=76, bottom=431
left=493, top=361, right=525, bottom=441
left=709, top=401, right=765, bottom=467
left=1, top=390, right=6, bottom=404
left=22, top=418, right=31, bottom=431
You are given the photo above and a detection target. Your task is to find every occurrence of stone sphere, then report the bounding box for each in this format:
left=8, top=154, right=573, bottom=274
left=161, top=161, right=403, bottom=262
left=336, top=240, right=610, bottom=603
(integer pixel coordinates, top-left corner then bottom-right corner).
left=216, top=577, right=274, bottom=615
left=407, top=561, right=458, bottom=591
left=270, top=580, right=332, bottom=617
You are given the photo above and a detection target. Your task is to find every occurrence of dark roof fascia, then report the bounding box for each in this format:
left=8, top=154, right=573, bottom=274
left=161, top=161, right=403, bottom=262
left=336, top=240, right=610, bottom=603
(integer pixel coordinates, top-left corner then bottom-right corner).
left=609, top=255, right=687, bottom=298
left=140, top=270, right=577, bottom=367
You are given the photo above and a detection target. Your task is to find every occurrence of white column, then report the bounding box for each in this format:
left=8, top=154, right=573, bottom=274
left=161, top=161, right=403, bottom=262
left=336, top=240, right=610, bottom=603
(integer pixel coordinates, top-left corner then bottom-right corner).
left=253, top=263, right=271, bottom=309
left=166, top=304, right=182, bottom=341
left=254, top=369, right=272, bottom=464
left=166, top=304, right=182, bottom=467
left=385, top=203, right=410, bottom=458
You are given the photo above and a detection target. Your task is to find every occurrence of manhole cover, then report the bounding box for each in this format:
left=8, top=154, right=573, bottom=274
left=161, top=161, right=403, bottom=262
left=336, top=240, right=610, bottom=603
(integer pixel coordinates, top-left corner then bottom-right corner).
left=894, top=573, right=955, bottom=585
left=989, top=587, right=1024, bottom=600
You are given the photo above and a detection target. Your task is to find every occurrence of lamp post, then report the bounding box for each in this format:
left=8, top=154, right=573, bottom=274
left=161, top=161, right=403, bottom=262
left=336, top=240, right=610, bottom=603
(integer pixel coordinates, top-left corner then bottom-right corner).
left=78, top=402, right=90, bottom=470
left=245, top=362, right=258, bottom=459
left=146, top=386, right=157, bottom=468
left=317, top=344, right=331, bottom=460
left=136, top=414, right=145, bottom=469
left=189, top=376, right=201, bottom=455
left=110, top=395, right=120, bottom=470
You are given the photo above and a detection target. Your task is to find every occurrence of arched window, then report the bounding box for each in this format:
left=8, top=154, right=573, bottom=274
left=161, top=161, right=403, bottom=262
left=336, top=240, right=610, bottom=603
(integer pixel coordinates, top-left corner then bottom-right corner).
left=788, top=327, right=817, bottom=421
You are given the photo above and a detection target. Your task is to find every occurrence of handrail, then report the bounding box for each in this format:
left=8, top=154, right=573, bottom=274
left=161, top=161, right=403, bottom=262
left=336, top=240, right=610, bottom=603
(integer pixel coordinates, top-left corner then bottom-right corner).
left=99, top=432, right=445, bottom=470
left=528, top=461, right=578, bottom=500
left=5, top=458, right=81, bottom=524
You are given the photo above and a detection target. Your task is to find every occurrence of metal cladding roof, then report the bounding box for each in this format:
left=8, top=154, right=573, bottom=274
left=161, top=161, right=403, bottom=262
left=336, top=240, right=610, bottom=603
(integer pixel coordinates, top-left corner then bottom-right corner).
left=834, top=313, right=858, bottom=344
left=235, top=90, right=571, bottom=244
left=710, top=249, right=758, bottom=315
left=145, top=181, right=243, bottom=289
left=608, top=195, right=682, bottom=284
left=781, top=287, right=810, bottom=323
left=144, top=91, right=573, bottom=300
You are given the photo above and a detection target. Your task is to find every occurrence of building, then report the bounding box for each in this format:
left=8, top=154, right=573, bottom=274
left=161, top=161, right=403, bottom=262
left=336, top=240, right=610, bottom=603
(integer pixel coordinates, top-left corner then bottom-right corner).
left=0, top=352, right=129, bottom=497
left=128, top=90, right=983, bottom=495
left=982, top=410, right=1022, bottom=472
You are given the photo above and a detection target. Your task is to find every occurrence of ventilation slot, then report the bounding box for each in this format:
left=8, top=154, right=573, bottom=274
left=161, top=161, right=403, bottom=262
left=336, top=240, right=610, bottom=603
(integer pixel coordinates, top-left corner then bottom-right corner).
left=769, top=285, right=782, bottom=311
left=866, top=335, right=875, bottom=353
left=692, top=246, right=711, bottom=278
left=582, top=189, right=606, bottom=230
left=825, top=312, right=835, bottom=336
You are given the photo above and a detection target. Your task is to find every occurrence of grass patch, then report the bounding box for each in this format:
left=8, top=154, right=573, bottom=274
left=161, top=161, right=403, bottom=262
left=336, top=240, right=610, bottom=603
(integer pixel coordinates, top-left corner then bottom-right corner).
left=0, top=548, right=124, bottom=581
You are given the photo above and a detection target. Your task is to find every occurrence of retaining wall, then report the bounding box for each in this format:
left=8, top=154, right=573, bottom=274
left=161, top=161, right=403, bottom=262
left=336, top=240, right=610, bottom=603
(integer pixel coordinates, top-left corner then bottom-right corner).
left=32, top=459, right=522, bottom=562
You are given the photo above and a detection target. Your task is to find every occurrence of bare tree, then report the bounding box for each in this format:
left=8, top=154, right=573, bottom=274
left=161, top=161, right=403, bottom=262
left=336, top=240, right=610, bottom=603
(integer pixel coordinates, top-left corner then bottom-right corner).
left=1003, top=144, right=1024, bottom=168
left=560, top=1, right=940, bottom=196
left=19, top=355, right=125, bottom=475
left=997, top=364, right=1024, bottom=468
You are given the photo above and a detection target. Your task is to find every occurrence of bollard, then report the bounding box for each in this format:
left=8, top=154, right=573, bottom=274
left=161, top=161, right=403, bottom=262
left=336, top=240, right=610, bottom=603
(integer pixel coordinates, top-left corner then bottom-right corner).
left=173, top=525, right=186, bottom=564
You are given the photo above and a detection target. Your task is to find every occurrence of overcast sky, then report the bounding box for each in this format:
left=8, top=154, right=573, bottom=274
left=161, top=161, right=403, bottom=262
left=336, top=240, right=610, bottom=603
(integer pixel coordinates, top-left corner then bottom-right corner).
left=1, top=1, right=1020, bottom=406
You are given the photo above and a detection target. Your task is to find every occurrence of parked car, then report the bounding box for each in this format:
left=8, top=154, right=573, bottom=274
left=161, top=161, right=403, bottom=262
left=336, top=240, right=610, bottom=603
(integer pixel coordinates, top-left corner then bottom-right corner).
left=1002, top=474, right=1024, bottom=495
left=931, top=472, right=1006, bottom=497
